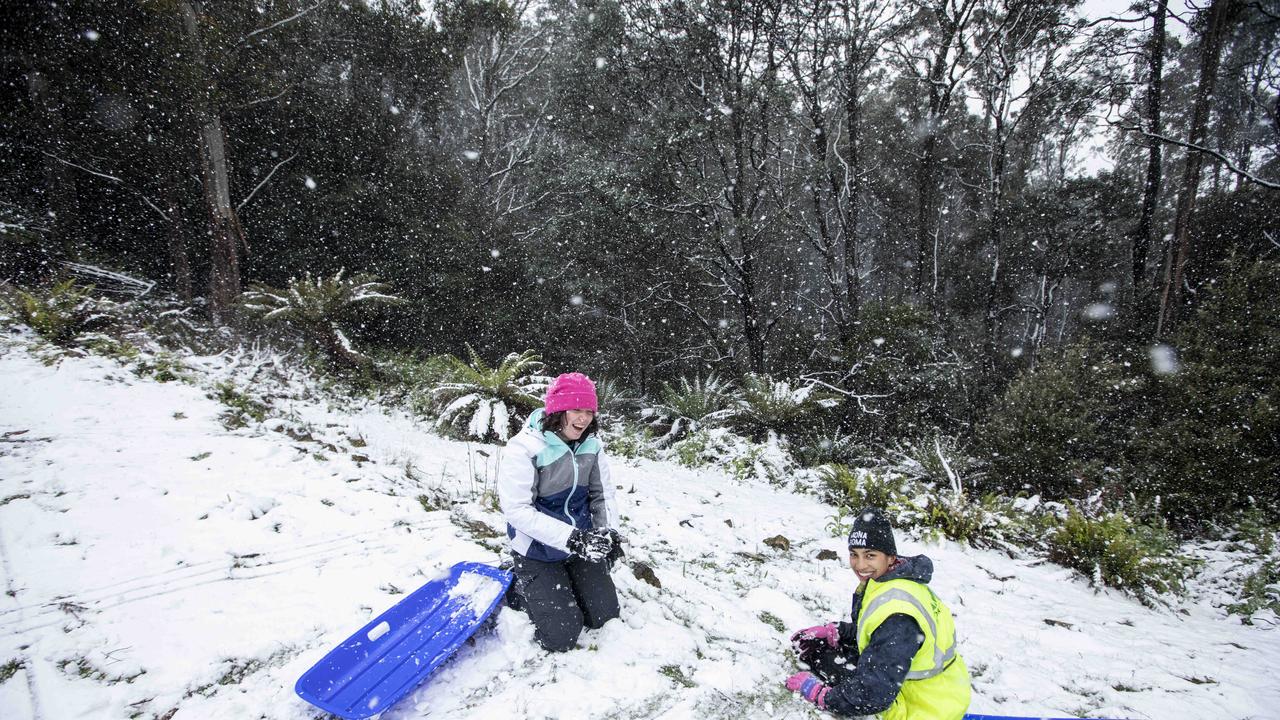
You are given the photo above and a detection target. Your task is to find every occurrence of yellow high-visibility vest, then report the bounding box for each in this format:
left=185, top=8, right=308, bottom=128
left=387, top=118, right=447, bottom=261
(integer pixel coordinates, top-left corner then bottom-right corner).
left=855, top=577, right=972, bottom=720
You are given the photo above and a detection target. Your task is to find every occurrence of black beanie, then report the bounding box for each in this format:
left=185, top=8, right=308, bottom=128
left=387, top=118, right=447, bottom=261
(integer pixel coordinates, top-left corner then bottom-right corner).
left=847, top=507, right=897, bottom=555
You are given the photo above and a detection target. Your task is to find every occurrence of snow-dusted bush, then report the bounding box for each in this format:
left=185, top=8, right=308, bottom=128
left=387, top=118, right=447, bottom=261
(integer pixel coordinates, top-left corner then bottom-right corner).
left=669, top=428, right=792, bottom=484
left=1045, top=508, right=1190, bottom=606
left=792, top=425, right=862, bottom=468
left=240, top=269, right=402, bottom=369
left=817, top=464, right=909, bottom=511
left=731, top=373, right=840, bottom=440
left=604, top=422, right=659, bottom=463
left=1228, top=559, right=1280, bottom=624
left=818, top=460, right=1028, bottom=550
left=975, top=344, right=1140, bottom=502
left=3, top=279, right=112, bottom=346
left=430, top=347, right=548, bottom=443
left=832, top=302, right=974, bottom=442
left=642, top=374, right=740, bottom=447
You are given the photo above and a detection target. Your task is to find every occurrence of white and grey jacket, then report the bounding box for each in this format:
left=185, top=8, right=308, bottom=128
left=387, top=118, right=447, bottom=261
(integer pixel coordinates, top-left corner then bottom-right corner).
left=497, top=409, right=618, bottom=562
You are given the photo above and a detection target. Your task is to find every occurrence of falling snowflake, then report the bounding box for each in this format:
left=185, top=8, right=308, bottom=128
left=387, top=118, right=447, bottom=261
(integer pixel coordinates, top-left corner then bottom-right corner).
left=570, top=295, right=584, bottom=306
left=1083, top=303, right=1114, bottom=321
left=1149, top=344, right=1179, bottom=375
left=304, top=176, right=316, bottom=190
left=463, top=150, right=480, bottom=161
left=84, top=29, right=100, bottom=41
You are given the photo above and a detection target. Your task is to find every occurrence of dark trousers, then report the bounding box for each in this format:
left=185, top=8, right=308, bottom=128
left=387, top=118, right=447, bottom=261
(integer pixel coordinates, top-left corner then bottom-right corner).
left=511, top=552, right=620, bottom=652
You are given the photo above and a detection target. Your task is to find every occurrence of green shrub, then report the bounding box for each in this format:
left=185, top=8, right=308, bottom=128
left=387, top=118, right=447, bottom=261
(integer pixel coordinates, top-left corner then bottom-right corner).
left=917, top=492, right=1025, bottom=549
left=214, top=382, right=268, bottom=429
left=3, top=280, right=105, bottom=345
left=671, top=430, right=713, bottom=468
left=80, top=333, right=140, bottom=362
left=791, top=426, right=861, bottom=468
left=1226, top=559, right=1280, bottom=624
left=1140, top=256, right=1280, bottom=527
left=1045, top=508, right=1190, bottom=605
left=818, top=464, right=907, bottom=511
left=898, top=436, right=977, bottom=492
left=975, top=344, right=1147, bottom=501
left=1228, top=509, right=1277, bottom=555
left=592, top=377, right=641, bottom=427
left=605, top=423, right=658, bottom=462
left=379, top=351, right=456, bottom=389
left=133, top=352, right=190, bottom=383
left=833, top=302, right=975, bottom=442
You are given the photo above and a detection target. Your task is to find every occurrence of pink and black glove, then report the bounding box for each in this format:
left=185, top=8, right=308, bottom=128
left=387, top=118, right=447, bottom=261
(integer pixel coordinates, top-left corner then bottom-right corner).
left=785, top=671, right=829, bottom=709
left=790, top=622, right=839, bottom=664
left=790, top=623, right=839, bottom=651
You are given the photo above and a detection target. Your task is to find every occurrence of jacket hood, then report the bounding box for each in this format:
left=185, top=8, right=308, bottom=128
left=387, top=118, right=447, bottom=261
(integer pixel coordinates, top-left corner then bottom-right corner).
left=878, top=554, right=934, bottom=584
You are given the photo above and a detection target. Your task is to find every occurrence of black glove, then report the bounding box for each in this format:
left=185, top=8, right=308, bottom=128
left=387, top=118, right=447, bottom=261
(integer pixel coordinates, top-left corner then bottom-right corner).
left=567, top=528, right=613, bottom=562
left=605, top=529, right=626, bottom=568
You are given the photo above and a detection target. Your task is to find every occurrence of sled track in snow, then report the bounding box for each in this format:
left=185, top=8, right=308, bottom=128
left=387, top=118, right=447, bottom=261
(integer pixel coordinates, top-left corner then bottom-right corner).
left=0, top=517, right=450, bottom=636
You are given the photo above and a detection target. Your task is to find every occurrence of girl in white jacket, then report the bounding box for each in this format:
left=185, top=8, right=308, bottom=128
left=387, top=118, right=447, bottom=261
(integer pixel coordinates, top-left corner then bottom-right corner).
left=498, top=372, right=622, bottom=651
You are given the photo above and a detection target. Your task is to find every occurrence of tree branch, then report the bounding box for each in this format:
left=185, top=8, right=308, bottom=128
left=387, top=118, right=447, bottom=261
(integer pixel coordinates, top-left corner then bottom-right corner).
left=238, top=1, right=323, bottom=46
left=1131, top=128, right=1280, bottom=190
left=237, top=153, right=297, bottom=212
left=41, top=151, right=170, bottom=222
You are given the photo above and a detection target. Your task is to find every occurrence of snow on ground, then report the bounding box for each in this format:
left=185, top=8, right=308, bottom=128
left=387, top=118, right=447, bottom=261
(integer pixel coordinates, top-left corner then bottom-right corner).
left=1, top=334, right=1277, bottom=720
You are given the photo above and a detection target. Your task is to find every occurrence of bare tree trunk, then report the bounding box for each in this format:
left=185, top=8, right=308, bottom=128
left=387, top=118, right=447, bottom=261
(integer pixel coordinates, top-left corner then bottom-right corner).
left=1132, top=0, right=1167, bottom=303
left=914, top=129, right=941, bottom=305
left=1157, top=0, right=1242, bottom=337
left=840, top=33, right=865, bottom=323
left=179, top=0, right=245, bottom=321
left=27, top=70, right=79, bottom=260
left=164, top=186, right=192, bottom=302
left=983, top=126, right=1009, bottom=370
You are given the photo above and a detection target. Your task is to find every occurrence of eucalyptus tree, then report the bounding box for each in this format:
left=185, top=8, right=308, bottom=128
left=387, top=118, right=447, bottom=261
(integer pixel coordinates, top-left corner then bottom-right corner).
left=891, top=0, right=991, bottom=307
left=1157, top=0, right=1247, bottom=336
left=621, top=0, right=802, bottom=374
left=968, top=0, right=1107, bottom=367
left=779, top=0, right=903, bottom=342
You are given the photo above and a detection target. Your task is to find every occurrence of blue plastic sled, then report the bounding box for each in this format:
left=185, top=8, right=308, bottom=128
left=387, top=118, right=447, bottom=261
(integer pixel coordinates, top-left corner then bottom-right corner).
left=295, top=561, right=513, bottom=719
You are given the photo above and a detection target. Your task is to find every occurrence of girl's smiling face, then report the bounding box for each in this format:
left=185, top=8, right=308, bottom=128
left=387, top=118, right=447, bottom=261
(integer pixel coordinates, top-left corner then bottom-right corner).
left=559, top=408, right=596, bottom=441
left=849, top=548, right=896, bottom=583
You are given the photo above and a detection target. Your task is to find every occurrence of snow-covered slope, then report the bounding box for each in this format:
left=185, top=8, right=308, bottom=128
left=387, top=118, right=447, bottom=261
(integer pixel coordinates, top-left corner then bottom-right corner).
left=1, top=337, right=1276, bottom=720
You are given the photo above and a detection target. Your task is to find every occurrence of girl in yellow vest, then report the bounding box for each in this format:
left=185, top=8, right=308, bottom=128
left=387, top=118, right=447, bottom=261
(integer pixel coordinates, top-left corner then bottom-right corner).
left=785, top=507, right=971, bottom=719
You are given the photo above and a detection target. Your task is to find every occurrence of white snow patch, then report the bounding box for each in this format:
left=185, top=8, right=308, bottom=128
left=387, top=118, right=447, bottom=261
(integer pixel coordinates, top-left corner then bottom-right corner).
left=447, top=572, right=504, bottom=619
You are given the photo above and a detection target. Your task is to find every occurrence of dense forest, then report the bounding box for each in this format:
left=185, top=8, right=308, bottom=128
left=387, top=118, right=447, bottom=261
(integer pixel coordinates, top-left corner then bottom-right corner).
left=1, top=0, right=1277, bottom=538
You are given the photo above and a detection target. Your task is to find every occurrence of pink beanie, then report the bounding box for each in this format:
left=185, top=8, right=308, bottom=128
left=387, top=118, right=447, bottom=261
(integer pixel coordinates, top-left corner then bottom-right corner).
left=545, top=372, right=598, bottom=414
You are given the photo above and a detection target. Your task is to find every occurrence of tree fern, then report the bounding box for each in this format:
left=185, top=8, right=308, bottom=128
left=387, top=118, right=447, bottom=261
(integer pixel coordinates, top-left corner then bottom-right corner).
left=240, top=269, right=402, bottom=368
left=431, top=347, right=549, bottom=443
